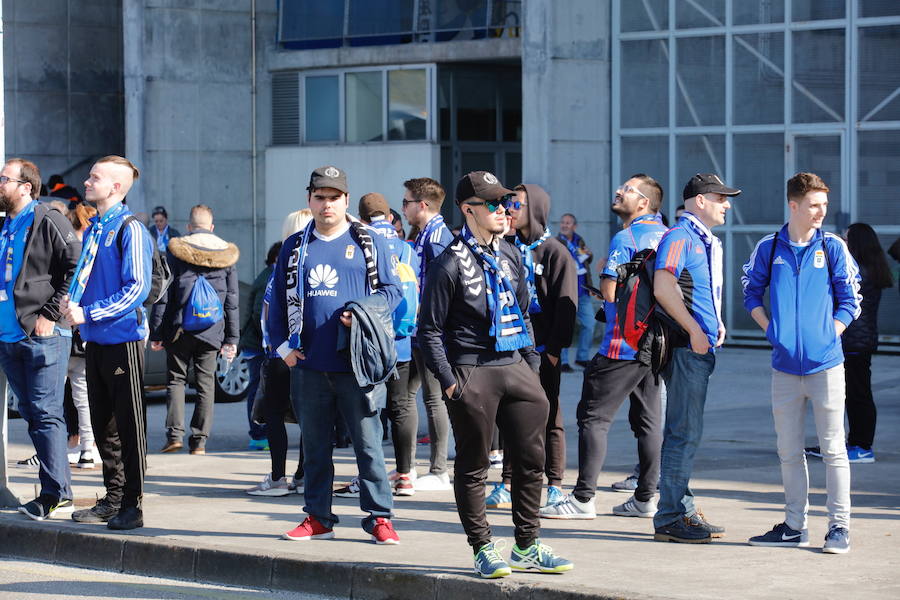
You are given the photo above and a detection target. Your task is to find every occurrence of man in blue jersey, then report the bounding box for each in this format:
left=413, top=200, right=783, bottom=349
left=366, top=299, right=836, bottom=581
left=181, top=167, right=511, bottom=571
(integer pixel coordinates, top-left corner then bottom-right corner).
left=652, top=173, right=740, bottom=543
left=268, top=166, right=402, bottom=544
left=62, top=155, right=153, bottom=531
left=742, top=172, right=860, bottom=554
left=541, top=174, right=667, bottom=521
left=0, top=158, right=81, bottom=521
left=400, top=177, right=454, bottom=492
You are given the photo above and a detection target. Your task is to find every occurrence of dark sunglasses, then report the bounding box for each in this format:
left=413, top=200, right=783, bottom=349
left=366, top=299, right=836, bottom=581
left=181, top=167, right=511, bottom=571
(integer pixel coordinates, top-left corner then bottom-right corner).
left=465, top=194, right=521, bottom=214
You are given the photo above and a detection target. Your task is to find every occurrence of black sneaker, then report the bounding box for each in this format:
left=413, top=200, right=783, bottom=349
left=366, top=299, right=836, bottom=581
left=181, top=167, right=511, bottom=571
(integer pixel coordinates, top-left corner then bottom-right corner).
left=687, top=510, right=725, bottom=538
left=18, top=495, right=67, bottom=521
left=108, top=506, right=144, bottom=530
left=72, top=497, right=120, bottom=523
left=560, top=364, right=574, bottom=373
left=575, top=360, right=591, bottom=368
left=804, top=446, right=823, bottom=458
left=654, top=516, right=712, bottom=544
left=17, top=454, right=39, bottom=469
left=748, top=522, right=809, bottom=547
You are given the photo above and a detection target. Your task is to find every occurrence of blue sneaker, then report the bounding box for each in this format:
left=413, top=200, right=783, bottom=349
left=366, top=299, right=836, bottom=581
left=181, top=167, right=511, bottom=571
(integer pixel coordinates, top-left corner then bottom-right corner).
left=544, top=485, right=564, bottom=508
left=474, top=540, right=512, bottom=578
left=248, top=438, right=269, bottom=451
left=823, top=526, right=850, bottom=554
left=846, top=445, right=875, bottom=464
left=747, top=522, right=809, bottom=547
left=509, top=539, right=573, bottom=573
left=485, top=483, right=512, bottom=509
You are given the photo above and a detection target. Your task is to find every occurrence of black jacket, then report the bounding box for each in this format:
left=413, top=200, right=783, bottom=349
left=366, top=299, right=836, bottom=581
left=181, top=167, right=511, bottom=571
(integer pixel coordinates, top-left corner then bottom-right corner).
left=238, top=264, right=272, bottom=352
left=512, top=184, right=578, bottom=357
left=842, top=265, right=882, bottom=353
left=11, top=203, right=81, bottom=335
left=418, top=235, right=540, bottom=392
left=150, top=229, right=240, bottom=348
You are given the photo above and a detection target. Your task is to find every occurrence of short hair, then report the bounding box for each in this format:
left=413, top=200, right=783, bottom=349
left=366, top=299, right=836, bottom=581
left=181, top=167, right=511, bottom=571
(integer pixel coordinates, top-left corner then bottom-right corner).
left=786, top=172, right=829, bottom=203
left=189, top=204, right=214, bottom=228
left=403, top=178, right=445, bottom=209
left=96, top=155, right=140, bottom=181
left=561, top=213, right=577, bottom=224
left=6, top=158, right=42, bottom=200
left=266, top=241, right=283, bottom=267
left=629, top=173, right=663, bottom=213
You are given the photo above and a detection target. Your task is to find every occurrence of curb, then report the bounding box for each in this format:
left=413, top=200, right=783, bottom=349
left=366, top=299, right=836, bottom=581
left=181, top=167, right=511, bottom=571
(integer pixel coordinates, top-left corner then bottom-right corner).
left=0, top=514, right=651, bottom=600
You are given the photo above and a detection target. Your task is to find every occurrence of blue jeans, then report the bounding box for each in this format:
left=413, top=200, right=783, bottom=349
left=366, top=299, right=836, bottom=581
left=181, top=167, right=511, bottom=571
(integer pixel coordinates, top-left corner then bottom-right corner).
left=244, top=353, right=267, bottom=440
left=290, top=368, right=392, bottom=529
left=561, top=293, right=597, bottom=364
left=0, top=334, right=72, bottom=500
left=654, top=346, right=716, bottom=528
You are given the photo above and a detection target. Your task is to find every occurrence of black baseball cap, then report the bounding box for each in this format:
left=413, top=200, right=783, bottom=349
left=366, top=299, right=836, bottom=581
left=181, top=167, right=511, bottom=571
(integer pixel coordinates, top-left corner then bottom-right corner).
left=683, top=173, right=741, bottom=200
left=307, top=165, right=348, bottom=194
left=455, top=171, right=515, bottom=204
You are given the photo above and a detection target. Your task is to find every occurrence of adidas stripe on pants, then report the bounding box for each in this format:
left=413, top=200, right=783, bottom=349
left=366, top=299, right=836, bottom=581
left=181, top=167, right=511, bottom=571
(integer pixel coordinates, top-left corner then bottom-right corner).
left=85, top=340, right=147, bottom=509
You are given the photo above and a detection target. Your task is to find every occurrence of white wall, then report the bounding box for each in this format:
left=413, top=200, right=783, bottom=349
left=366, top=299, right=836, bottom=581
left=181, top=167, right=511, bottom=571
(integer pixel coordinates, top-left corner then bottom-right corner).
left=264, top=143, right=440, bottom=246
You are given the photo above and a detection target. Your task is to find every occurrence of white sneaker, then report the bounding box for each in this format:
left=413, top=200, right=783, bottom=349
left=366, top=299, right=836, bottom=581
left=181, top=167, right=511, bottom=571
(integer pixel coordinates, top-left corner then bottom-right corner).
left=246, top=473, right=292, bottom=496
left=414, top=472, right=451, bottom=491
left=612, top=494, right=657, bottom=518
left=538, top=494, right=596, bottom=520
left=289, top=475, right=304, bottom=495
left=67, top=448, right=80, bottom=465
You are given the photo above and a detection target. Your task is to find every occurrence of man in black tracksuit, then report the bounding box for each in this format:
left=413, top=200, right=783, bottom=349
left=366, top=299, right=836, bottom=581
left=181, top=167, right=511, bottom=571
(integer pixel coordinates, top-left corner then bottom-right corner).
left=496, top=184, right=577, bottom=503
left=418, top=171, right=573, bottom=578
left=150, top=204, right=239, bottom=454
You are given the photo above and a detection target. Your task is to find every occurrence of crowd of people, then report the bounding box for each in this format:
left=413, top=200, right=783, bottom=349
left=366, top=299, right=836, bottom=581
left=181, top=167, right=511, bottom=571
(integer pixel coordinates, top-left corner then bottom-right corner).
left=3, top=153, right=892, bottom=579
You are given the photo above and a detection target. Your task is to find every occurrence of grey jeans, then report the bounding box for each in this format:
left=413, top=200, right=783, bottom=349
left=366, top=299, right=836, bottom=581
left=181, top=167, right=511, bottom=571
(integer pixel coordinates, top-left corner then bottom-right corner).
left=771, top=364, right=851, bottom=531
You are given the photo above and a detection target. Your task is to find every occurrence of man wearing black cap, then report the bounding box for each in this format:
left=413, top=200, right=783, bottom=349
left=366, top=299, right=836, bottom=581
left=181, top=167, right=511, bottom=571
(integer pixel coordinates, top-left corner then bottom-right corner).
left=418, top=171, right=573, bottom=578
left=651, top=173, right=740, bottom=543
left=267, top=166, right=403, bottom=545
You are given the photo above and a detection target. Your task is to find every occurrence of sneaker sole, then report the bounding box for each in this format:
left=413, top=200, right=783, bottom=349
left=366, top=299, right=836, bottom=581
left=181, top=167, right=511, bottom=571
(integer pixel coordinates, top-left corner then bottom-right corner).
left=282, top=531, right=335, bottom=541
left=823, top=545, right=850, bottom=554
left=476, top=567, right=512, bottom=579
left=748, top=540, right=810, bottom=547
left=393, top=488, right=415, bottom=497
left=334, top=493, right=360, bottom=498
left=848, top=458, right=875, bottom=464
left=372, top=536, right=400, bottom=545
left=77, top=463, right=96, bottom=469
left=612, top=510, right=655, bottom=518
left=539, top=512, right=595, bottom=520
left=612, top=487, right=637, bottom=493
left=18, top=507, right=47, bottom=521
left=511, top=563, right=574, bottom=573
left=653, top=533, right=711, bottom=544
left=246, top=488, right=292, bottom=497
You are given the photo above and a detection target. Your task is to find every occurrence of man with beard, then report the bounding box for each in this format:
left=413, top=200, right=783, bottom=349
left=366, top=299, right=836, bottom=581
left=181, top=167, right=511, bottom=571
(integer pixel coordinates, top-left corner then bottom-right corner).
left=0, top=158, right=81, bottom=520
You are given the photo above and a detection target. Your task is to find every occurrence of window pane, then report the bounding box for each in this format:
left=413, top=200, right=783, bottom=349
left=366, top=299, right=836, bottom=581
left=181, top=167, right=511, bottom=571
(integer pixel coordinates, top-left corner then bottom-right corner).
left=388, top=69, right=427, bottom=140
left=734, top=33, right=784, bottom=125
left=621, top=136, right=669, bottom=216
left=505, top=152, right=522, bottom=189
left=438, top=69, right=452, bottom=141
left=861, top=0, right=900, bottom=17
left=621, top=0, right=667, bottom=32
left=733, top=133, right=786, bottom=225
left=731, top=232, right=772, bottom=331
left=675, top=135, right=726, bottom=200
left=460, top=151, right=495, bottom=177
left=794, top=135, right=842, bottom=226
left=346, top=72, right=383, bottom=143
left=859, top=26, right=900, bottom=122
left=280, top=2, right=344, bottom=42
left=858, top=131, right=900, bottom=223
left=456, top=72, right=496, bottom=141
left=792, top=29, right=844, bottom=123
left=676, top=0, right=724, bottom=29
left=676, top=36, right=725, bottom=126
left=735, top=0, right=785, bottom=25
left=792, top=0, right=845, bottom=21
left=348, top=0, right=414, bottom=36
left=305, top=76, right=340, bottom=142
left=500, top=75, right=522, bottom=142
left=875, top=232, right=900, bottom=337
left=435, top=0, right=489, bottom=36
left=621, top=40, right=668, bottom=128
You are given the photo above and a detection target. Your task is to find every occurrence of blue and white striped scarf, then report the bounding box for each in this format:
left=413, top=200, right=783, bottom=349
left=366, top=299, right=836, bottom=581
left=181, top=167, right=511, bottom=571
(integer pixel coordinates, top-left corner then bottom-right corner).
left=414, top=214, right=446, bottom=282
left=68, top=202, right=127, bottom=304
left=513, top=227, right=551, bottom=314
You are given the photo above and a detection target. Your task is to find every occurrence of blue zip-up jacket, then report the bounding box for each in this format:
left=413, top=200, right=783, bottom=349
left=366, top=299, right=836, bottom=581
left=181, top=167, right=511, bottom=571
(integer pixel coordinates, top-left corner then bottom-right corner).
left=79, top=208, right=154, bottom=345
left=741, top=226, right=861, bottom=376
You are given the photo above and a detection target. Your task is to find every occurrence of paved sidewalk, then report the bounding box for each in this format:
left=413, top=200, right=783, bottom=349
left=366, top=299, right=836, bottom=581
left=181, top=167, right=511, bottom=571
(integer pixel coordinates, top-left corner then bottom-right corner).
left=2, top=348, right=899, bottom=599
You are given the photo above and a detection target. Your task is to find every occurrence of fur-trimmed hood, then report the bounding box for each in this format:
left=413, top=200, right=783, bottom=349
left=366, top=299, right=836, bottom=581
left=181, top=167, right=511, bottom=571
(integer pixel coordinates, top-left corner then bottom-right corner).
left=167, top=230, right=239, bottom=269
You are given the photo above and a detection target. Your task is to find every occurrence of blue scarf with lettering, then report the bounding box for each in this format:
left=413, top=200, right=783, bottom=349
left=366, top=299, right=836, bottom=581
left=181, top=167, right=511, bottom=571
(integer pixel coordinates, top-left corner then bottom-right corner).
left=414, top=214, right=446, bottom=282
left=513, top=227, right=551, bottom=314
left=68, top=202, right=127, bottom=304
left=460, top=225, right=532, bottom=352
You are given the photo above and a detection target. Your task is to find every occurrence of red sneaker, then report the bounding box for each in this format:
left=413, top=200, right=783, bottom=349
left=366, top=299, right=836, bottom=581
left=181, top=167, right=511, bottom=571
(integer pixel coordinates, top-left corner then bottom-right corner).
left=393, top=475, right=415, bottom=497
left=282, top=516, right=335, bottom=541
left=370, top=517, right=400, bottom=545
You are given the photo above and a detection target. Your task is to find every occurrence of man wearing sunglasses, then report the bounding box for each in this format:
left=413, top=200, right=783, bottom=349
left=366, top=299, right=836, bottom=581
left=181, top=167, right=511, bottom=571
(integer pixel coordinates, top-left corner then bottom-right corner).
left=418, top=171, right=573, bottom=578
left=486, top=184, right=577, bottom=511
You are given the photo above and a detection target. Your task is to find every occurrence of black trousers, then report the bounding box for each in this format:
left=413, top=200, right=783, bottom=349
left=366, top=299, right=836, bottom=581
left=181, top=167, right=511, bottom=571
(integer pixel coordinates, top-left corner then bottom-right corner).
left=446, top=359, right=549, bottom=550
left=385, top=360, right=417, bottom=474
left=574, top=355, right=661, bottom=503
left=501, top=352, right=565, bottom=486
left=85, top=340, right=147, bottom=508
left=165, top=333, right=218, bottom=448
left=262, top=357, right=303, bottom=480
left=845, top=352, right=876, bottom=450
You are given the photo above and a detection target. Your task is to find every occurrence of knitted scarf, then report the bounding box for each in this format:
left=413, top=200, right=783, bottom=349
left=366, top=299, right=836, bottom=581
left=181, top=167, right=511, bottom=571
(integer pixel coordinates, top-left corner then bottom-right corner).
left=414, top=214, right=446, bottom=282
left=68, top=202, right=127, bottom=304
left=513, top=227, right=551, bottom=314
left=682, top=212, right=724, bottom=330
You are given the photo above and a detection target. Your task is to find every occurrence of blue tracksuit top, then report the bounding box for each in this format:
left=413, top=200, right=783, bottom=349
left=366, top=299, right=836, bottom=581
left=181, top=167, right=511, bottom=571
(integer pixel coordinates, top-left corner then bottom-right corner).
left=741, top=225, right=861, bottom=376
left=79, top=209, right=154, bottom=345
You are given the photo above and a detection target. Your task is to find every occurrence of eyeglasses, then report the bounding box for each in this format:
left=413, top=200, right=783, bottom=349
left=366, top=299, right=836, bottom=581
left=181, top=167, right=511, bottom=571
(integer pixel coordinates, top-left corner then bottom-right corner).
left=502, top=193, right=526, bottom=211
left=401, top=199, right=418, bottom=207
left=0, top=176, right=27, bottom=185
left=615, top=184, right=649, bottom=201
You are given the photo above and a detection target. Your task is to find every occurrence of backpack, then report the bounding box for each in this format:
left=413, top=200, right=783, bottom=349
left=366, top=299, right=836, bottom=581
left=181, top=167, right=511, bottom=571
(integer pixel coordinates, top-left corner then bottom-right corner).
left=182, top=274, right=224, bottom=332
left=117, top=215, right=173, bottom=306
left=613, top=248, right=683, bottom=374
left=392, top=243, right=420, bottom=337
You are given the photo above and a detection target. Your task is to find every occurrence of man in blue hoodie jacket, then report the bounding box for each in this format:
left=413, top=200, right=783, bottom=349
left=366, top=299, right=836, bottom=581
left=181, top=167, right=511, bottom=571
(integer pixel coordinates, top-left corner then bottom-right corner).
left=742, top=172, right=861, bottom=554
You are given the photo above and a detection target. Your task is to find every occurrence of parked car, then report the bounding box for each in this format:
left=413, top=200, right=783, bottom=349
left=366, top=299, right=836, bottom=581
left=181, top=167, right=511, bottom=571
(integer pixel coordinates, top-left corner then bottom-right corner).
left=143, top=345, right=251, bottom=403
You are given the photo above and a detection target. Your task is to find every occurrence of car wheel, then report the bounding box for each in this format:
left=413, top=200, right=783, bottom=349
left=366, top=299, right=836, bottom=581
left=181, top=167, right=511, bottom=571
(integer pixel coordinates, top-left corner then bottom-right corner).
left=215, top=352, right=250, bottom=403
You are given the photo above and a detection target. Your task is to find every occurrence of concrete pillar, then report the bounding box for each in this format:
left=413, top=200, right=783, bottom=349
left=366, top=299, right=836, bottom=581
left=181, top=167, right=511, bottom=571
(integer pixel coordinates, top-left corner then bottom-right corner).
left=522, top=0, right=612, bottom=257
left=123, top=1, right=146, bottom=214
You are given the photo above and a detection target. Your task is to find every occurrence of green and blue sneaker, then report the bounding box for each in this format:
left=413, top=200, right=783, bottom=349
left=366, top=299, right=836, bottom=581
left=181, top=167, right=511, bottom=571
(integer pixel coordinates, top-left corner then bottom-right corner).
left=474, top=540, right=512, bottom=578
left=544, top=485, right=564, bottom=507
left=510, top=540, right=574, bottom=573
left=485, top=483, right=512, bottom=509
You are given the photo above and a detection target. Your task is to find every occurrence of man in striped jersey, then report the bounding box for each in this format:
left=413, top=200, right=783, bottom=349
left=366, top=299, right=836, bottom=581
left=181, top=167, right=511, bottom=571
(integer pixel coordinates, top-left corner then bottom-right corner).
left=62, top=155, right=153, bottom=531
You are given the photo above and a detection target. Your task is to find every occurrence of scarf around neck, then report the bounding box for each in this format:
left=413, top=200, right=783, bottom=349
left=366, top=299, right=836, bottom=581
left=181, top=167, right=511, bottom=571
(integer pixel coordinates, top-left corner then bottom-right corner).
left=68, top=202, right=127, bottom=304
left=414, top=214, right=446, bottom=281
left=681, top=212, right=724, bottom=330
left=514, top=226, right=551, bottom=314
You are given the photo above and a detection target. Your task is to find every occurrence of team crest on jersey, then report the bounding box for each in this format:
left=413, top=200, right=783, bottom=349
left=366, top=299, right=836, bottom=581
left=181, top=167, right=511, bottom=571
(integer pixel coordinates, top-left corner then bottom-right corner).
left=105, top=230, right=117, bottom=247
left=500, top=259, right=512, bottom=279
left=345, top=245, right=355, bottom=260
left=814, top=249, right=826, bottom=268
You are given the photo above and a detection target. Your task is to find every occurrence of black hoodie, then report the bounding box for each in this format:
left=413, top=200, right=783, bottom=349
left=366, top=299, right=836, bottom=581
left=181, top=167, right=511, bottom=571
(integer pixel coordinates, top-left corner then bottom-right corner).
left=511, top=184, right=578, bottom=357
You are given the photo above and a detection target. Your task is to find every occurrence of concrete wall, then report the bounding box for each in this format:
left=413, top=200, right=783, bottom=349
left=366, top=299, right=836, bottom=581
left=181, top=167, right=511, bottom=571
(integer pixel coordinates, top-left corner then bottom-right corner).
left=2, top=0, right=124, bottom=189
left=264, top=143, right=439, bottom=246
left=522, top=0, right=612, bottom=259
